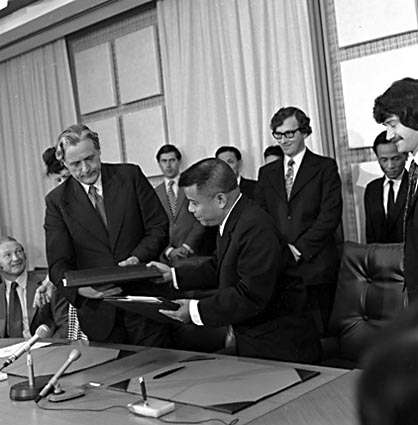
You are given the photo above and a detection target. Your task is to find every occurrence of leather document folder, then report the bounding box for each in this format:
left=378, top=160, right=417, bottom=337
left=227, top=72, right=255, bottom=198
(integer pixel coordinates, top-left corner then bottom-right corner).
left=64, top=264, right=162, bottom=288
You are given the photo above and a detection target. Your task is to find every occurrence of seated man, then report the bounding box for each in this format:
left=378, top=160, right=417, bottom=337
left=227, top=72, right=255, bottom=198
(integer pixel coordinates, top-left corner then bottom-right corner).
left=263, top=145, right=283, bottom=164
left=215, top=146, right=257, bottom=199
left=155, top=144, right=206, bottom=263
left=0, top=236, right=67, bottom=338
left=149, top=158, right=321, bottom=363
left=364, top=131, right=408, bottom=243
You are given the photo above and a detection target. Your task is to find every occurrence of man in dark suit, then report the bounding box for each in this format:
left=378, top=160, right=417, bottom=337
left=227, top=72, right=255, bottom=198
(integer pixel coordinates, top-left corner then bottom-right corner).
left=149, top=158, right=321, bottom=363
left=255, top=106, right=342, bottom=334
left=44, top=124, right=171, bottom=344
left=374, top=77, right=418, bottom=303
left=154, top=144, right=206, bottom=263
left=0, top=236, right=67, bottom=338
left=215, top=146, right=257, bottom=199
left=364, top=131, right=408, bottom=243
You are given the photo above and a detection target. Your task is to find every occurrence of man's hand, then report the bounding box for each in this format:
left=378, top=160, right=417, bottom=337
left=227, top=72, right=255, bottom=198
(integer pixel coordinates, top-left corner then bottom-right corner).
left=33, top=279, right=55, bottom=308
left=159, top=299, right=191, bottom=323
left=147, top=261, right=173, bottom=284
left=78, top=284, right=123, bottom=299
left=118, top=256, right=140, bottom=267
left=169, top=246, right=190, bottom=261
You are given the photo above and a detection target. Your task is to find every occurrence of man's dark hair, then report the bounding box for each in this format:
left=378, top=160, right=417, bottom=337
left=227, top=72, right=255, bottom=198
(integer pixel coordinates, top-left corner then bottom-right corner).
left=270, top=106, right=312, bottom=136
left=179, top=158, right=238, bottom=197
left=372, top=131, right=392, bottom=155
left=156, top=144, right=182, bottom=161
left=215, top=146, right=242, bottom=161
left=42, top=147, right=65, bottom=175
left=373, top=77, right=418, bottom=131
left=264, top=145, right=284, bottom=159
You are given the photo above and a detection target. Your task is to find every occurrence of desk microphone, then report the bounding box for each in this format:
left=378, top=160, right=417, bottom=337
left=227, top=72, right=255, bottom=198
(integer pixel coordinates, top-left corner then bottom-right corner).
left=0, top=324, right=50, bottom=371
left=34, top=348, right=81, bottom=403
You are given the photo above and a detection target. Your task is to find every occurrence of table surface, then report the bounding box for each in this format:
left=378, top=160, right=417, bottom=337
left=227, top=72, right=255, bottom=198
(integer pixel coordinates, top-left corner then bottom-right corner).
left=0, top=339, right=359, bottom=425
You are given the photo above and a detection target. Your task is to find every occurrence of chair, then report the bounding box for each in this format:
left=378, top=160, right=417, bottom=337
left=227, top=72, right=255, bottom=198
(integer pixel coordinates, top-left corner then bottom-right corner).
left=322, top=241, right=408, bottom=368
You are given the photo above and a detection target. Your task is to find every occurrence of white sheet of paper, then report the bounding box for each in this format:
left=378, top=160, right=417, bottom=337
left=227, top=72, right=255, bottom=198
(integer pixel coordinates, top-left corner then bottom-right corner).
left=0, top=341, right=51, bottom=358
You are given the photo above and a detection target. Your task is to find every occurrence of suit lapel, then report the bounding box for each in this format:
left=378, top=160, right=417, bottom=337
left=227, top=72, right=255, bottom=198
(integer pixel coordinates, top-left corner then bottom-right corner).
left=289, top=150, right=319, bottom=200
left=62, top=177, right=109, bottom=246
left=216, top=197, right=247, bottom=273
left=267, top=160, right=287, bottom=201
left=175, top=188, right=186, bottom=221
left=26, top=275, right=38, bottom=325
left=0, top=282, right=6, bottom=337
left=101, top=164, right=128, bottom=248
left=156, top=183, right=171, bottom=216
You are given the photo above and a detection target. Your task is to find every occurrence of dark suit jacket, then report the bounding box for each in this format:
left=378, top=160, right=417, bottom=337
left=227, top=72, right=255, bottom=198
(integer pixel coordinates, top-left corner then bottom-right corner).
left=255, top=149, right=342, bottom=287
left=0, top=272, right=68, bottom=338
left=364, top=171, right=408, bottom=243
left=239, top=177, right=257, bottom=200
left=44, top=163, right=169, bottom=341
left=155, top=182, right=206, bottom=254
left=175, top=196, right=321, bottom=363
left=404, top=168, right=418, bottom=302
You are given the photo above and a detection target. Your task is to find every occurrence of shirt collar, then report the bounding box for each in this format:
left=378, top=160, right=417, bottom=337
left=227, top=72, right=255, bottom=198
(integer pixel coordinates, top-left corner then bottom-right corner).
left=219, top=193, right=242, bottom=236
left=164, top=175, right=180, bottom=188
left=285, top=147, right=306, bottom=168
left=384, top=170, right=405, bottom=184
left=3, top=271, right=27, bottom=289
left=80, top=173, right=103, bottom=196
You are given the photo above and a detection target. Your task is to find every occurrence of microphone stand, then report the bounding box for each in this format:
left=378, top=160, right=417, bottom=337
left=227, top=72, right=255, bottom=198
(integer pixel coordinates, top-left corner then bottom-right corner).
left=9, top=349, right=51, bottom=401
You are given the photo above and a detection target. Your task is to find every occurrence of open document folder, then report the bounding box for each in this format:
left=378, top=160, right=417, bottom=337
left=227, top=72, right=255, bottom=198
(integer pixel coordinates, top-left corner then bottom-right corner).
left=109, top=357, right=319, bottom=414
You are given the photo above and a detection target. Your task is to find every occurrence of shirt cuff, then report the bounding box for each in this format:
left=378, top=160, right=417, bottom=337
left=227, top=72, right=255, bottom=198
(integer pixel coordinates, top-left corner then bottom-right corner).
left=182, top=243, right=194, bottom=255
left=189, top=299, right=204, bottom=326
left=171, top=267, right=179, bottom=289
left=165, top=247, right=174, bottom=259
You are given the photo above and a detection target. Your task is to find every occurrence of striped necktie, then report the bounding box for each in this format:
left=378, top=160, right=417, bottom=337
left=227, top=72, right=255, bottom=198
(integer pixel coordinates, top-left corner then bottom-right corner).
left=88, top=185, right=108, bottom=229
left=403, top=161, right=418, bottom=238
left=167, top=180, right=177, bottom=217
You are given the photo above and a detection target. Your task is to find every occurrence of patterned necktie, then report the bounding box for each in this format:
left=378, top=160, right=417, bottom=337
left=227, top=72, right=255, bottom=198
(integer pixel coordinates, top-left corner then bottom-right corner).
left=167, top=180, right=177, bottom=217
left=8, top=281, right=23, bottom=338
left=285, top=159, right=295, bottom=199
left=88, top=185, right=108, bottom=229
left=387, top=180, right=395, bottom=221
left=403, top=161, right=418, bottom=237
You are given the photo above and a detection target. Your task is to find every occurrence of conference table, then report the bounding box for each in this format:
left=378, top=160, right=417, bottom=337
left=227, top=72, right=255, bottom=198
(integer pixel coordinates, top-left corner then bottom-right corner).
left=0, top=339, right=360, bottom=425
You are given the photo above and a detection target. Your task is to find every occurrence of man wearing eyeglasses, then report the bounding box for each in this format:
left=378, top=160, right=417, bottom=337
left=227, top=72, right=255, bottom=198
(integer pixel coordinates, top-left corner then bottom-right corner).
left=255, top=106, right=342, bottom=335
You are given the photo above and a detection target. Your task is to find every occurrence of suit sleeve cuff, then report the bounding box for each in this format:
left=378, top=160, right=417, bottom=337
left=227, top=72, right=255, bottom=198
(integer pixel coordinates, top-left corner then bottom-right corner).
left=189, top=299, right=204, bottom=326
left=165, top=247, right=174, bottom=259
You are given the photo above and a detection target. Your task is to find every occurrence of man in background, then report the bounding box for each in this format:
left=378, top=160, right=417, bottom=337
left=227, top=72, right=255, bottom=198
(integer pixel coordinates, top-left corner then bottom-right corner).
left=263, top=145, right=283, bottom=164
left=44, top=124, right=171, bottom=345
left=255, top=106, right=342, bottom=334
left=150, top=158, right=321, bottom=363
left=364, top=131, right=408, bottom=243
left=0, top=236, right=67, bottom=338
left=154, top=144, right=206, bottom=263
left=374, top=77, right=418, bottom=303
left=215, top=146, right=257, bottom=199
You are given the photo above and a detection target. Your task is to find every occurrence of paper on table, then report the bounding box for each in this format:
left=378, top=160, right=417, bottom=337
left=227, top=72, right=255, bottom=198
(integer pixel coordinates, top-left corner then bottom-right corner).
left=0, top=342, right=51, bottom=358
left=124, top=358, right=302, bottom=408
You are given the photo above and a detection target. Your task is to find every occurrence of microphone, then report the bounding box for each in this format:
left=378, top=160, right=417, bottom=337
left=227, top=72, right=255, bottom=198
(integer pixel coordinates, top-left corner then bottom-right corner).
left=0, top=324, right=50, bottom=371
left=34, top=348, right=81, bottom=403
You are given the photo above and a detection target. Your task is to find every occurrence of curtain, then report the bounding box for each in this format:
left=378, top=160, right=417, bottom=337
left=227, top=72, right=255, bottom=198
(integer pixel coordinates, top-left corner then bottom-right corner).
left=157, top=0, right=323, bottom=179
left=0, top=39, right=76, bottom=269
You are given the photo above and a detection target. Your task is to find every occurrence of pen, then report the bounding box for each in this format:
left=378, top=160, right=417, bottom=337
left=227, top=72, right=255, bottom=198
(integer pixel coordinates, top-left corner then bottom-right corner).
left=153, top=365, right=185, bottom=380
left=139, top=376, right=148, bottom=405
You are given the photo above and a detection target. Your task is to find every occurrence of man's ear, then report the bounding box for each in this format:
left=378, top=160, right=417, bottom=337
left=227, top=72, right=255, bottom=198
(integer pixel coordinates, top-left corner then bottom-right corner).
left=216, top=193, right=228, bottom=209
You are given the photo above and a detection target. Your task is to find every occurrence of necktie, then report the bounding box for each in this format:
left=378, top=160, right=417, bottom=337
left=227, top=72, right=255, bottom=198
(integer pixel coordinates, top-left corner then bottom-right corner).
left=403, top=161, right=418, bottom=237
left=167, top=180, right=177, bottom=217
left=285, top=159, right=295, bottom=199
left=8, top=281, right=23, bottom=338
left=88, top=185, right=108, bottom=229
left=387, top=180, right=395, bottom=221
